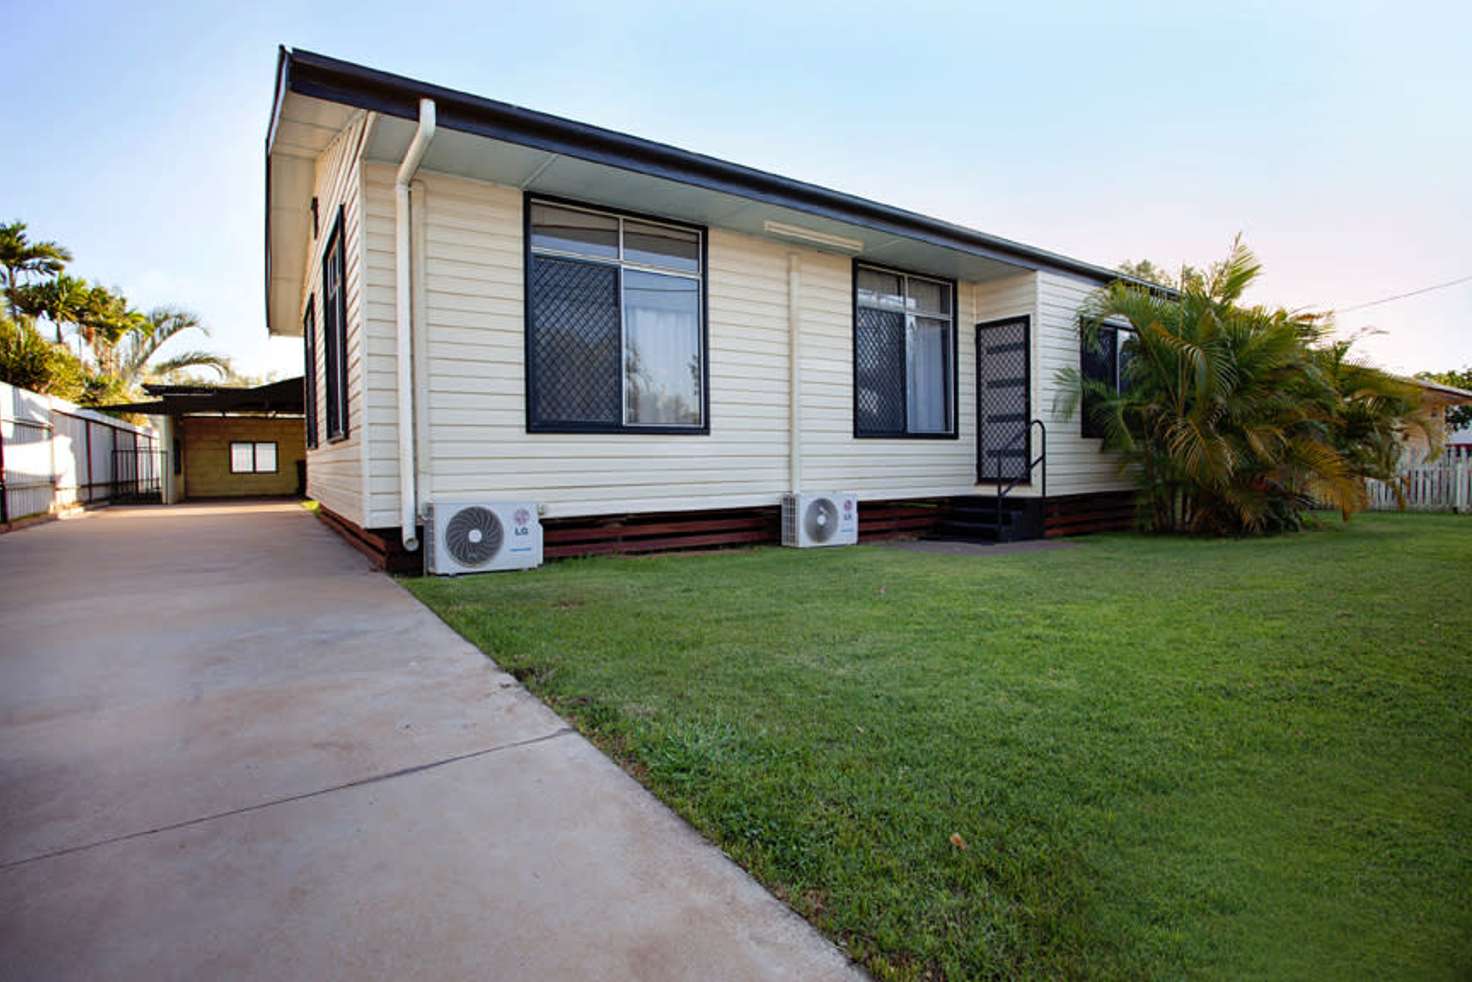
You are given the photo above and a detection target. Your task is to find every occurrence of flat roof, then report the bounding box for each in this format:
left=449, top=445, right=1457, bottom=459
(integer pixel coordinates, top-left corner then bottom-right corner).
left=102, top=378, right=305, bottom=416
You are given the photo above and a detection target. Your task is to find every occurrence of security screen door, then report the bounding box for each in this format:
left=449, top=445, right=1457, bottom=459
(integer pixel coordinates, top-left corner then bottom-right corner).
left=975, top=317, right=1031, bottom=484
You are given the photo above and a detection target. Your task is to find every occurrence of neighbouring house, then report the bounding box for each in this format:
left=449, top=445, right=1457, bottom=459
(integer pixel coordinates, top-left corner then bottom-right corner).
left=103, top=380, right=306, bottom=503
left=1405, top=378, right=1472, bottom=464
left=264, top=48, right=1150, bottom=569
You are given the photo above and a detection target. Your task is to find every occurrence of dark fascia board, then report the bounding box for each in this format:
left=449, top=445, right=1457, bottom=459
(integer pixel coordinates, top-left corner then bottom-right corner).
left=273, top=47, right=1160, bottom=290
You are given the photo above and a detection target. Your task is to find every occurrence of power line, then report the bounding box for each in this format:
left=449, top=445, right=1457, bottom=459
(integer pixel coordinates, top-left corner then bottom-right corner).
left=1336, top=273, right=1472, bottom=313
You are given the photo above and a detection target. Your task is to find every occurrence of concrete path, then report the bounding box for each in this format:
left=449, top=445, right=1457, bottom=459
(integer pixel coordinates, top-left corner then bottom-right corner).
left=0, top=502, right=861, bottom=981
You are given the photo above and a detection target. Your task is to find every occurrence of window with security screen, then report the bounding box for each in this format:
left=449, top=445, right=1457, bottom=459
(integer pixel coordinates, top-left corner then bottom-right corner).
left=303, top=298, right=318, bottom=449
left=526, top=200, right=706, bottom=433
left=853, top=264, right=956, bottom=437
left=1080, top=325, right=1136, bottom=438
left=321, top=208, right=348, bottom=441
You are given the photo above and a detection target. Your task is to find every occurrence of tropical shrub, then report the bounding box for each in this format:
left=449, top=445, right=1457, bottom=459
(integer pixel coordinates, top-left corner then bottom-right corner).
left=1060, top=239, right=1429, bottom=534
left=0, top=314, right=88, bottom=400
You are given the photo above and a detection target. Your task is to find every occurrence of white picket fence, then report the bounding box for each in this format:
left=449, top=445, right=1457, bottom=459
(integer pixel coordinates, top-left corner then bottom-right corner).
left=1, top=381, right=163, bottom=525
left=1366, top=449, right=1472, bottom=513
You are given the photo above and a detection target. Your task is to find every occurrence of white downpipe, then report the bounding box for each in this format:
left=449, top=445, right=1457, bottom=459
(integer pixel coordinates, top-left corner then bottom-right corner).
left=411, top=180, right=432, bottom=513
left=787, top=253, right=802, bottom=494
left=395, top=98, right=435, bottom=551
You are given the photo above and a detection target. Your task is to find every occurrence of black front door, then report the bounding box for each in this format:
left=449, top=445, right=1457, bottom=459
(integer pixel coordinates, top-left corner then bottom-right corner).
left=975, top=317, right=1031, bottom=484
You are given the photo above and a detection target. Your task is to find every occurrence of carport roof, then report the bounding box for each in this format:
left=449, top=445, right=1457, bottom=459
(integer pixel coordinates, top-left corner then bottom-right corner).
left=101, top=378, right=305, bottom=416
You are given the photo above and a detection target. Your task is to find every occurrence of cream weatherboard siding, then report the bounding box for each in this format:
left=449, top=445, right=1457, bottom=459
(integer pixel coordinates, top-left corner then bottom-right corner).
left=299, top=110, right=370, bottom=526
left=361, top=170, right=793, bottom=521
left=342, top=159, right=1128, bottom=526
left=1035, top=270, right=1133, bottom=496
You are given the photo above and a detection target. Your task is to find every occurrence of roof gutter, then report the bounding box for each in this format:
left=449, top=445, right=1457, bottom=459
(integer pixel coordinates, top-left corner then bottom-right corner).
left=278, top=48, right=1156, bottom=290
left=395, top=98, right=436, bottom=552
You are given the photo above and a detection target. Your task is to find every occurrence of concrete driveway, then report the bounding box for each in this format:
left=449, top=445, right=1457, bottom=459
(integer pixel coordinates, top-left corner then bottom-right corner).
left=0, top=502, right=860, bottom=981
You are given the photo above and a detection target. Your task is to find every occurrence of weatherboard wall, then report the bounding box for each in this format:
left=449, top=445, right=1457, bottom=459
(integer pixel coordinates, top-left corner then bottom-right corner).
left=298, top=111, right=369, bottom=526
left=1034, top=270, right=1133, bottom=496
left=351, top=164, right=1126, bottom=524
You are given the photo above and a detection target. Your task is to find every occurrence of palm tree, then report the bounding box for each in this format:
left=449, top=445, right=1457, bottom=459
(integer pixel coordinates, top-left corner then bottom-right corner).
left=107, top=306, right=231, bottom=388
left=11, top=273, right=91, bottom=343
left=1310, top=336, right=1433, bottom=506
left=0, top=221, right=72, bottom=318
left=1059, top=238, right=1416, bottom=534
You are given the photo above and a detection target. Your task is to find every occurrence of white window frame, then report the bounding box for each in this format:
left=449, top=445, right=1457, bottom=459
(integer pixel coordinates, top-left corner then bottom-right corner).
left=229, top=441, right=279, bottom=474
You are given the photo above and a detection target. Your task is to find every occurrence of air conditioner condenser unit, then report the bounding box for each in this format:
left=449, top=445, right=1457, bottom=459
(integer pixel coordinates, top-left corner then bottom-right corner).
left=424, top=501, right=542, bottom=575
left=781, top=492, right=859, bottom=548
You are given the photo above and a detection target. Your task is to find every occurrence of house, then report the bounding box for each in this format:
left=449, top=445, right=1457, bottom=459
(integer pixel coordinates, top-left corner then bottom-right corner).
left=264, top=48, right=1144, bottom=568
left=104, top=379, right=307, bottom=503
left=1405, top=377, right=1472, bottom=464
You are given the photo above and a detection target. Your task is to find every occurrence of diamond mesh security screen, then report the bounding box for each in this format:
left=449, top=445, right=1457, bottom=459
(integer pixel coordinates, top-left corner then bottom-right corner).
left=977, top=319, right=1030, bottom=483
left=1080, top=326, right=1118, bottom=438
left=855, top=307, right=906, bottom=435
left=528, top=255, right=621, bottom=427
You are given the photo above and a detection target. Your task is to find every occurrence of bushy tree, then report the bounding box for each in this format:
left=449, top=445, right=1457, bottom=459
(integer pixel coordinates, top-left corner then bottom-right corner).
left=1063, top=238, right=1430, bottom=534
left=0, top=314, right=88, bottom=400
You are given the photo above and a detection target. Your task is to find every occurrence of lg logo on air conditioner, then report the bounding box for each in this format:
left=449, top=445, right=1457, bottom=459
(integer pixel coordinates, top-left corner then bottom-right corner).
left=512, top=508, right=533, bottom=537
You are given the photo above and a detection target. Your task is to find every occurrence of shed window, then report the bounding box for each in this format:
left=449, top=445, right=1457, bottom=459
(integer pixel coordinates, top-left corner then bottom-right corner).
left=854, top=264, right=956, bottom=437
left=1080, top=325, right=1135, bottom=438
left=526, top=199, right=706, bottom=433
left=322, top=208, right=349, bottom=441
left=230, top=442, right=278, bottom=474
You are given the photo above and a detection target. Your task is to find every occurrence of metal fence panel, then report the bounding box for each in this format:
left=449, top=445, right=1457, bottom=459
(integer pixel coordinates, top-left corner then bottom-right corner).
left=1, top=381, right=160, bottom=523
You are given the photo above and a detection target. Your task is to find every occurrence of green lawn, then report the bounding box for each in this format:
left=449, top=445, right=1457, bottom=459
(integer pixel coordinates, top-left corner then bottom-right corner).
left=406, top=513, right=1472, bottom=980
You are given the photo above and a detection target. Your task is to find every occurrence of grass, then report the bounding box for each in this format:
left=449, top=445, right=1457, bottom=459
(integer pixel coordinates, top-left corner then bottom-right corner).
left=405, top=513, right=1472, bottom=980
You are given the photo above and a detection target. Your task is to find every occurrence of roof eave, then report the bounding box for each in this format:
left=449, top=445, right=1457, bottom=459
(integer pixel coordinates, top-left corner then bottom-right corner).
left=276, top=47, right=1147, bottom=289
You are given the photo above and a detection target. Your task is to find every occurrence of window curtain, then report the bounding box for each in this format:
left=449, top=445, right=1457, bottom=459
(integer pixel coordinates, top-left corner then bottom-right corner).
left=623, top=270, right=701, bottom=426
left=907, top=318, right=949, bottom=433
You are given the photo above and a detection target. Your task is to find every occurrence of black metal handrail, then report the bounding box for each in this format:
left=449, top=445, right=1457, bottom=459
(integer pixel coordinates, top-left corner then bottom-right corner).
left=994, top=419, right=1047, bottom=531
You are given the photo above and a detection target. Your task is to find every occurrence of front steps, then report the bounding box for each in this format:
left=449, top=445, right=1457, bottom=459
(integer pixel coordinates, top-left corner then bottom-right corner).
left=932, top=495, right=1046, bottom=544
left=930, top=491, right=1138, bottom=545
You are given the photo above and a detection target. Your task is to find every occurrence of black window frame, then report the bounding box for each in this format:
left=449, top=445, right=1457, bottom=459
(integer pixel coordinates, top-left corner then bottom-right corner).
left=1080, top=323, right=1134, bottom=439
left=303, top=296, right=319, bottom=449
left=523, top=193, right=710, bottom=436
left=229, top=441, right=280, bottom=475
left=851, top=259, right=959, bottom=440
left=321, top=206, right=349, bottom=442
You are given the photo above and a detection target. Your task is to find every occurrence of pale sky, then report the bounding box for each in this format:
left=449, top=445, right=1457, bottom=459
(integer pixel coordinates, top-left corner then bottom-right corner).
left=3, top=0, right=1468, bottom=379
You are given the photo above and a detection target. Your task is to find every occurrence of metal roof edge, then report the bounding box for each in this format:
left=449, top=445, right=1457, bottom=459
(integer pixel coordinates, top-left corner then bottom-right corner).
left=277, top=47, right=1150, bottom=289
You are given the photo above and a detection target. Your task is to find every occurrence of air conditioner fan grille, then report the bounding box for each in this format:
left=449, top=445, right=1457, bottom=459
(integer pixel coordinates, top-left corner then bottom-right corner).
left=444, top=506, right=504, bottom=566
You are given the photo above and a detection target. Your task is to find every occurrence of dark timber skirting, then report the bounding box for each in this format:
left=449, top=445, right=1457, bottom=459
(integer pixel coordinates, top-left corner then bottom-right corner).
left=542, top=507, right=779, bottom=559
left=314, top=504, right=422, bottom=573
left=541, top=499, right=947, bottom=560
left=313, top=494, right=1124, bottom=570
left=1043, top=491, right=1137, bottom=537
left=858, top=500, right=947, bottom=541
